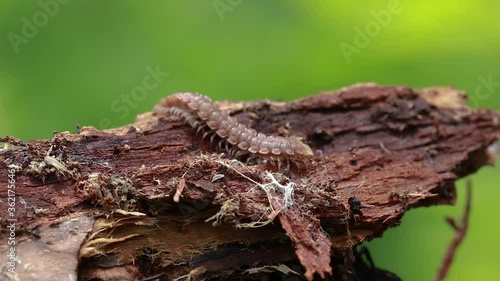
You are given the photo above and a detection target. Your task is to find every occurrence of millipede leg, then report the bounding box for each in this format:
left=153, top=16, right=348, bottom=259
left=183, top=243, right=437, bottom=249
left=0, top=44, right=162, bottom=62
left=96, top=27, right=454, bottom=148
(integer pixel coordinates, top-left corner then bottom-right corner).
left=285, top=159, right=290, bottom=171
left=228, top=146, right=237, bottom=158
left=196, top=125, right=206, bottom=136
left=202, top=131, right=211, bottom=141
left=234, top=150, right=249, bottom=160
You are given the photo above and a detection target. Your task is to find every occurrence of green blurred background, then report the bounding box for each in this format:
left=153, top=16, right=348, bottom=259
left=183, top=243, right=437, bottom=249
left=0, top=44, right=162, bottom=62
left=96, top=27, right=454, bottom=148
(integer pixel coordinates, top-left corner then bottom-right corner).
left=1, top=1, right=499, bottom=280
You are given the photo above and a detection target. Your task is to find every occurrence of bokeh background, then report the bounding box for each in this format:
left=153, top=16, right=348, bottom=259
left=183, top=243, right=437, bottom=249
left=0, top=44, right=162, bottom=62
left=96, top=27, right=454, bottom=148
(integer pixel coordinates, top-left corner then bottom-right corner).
left=1, top=1, right=499, bottom=280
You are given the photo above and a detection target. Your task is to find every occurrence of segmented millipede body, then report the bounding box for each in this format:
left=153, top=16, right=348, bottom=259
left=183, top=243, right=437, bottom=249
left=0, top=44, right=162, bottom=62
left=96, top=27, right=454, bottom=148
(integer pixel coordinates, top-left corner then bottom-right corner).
left=153, top=92, right=313, bottom=166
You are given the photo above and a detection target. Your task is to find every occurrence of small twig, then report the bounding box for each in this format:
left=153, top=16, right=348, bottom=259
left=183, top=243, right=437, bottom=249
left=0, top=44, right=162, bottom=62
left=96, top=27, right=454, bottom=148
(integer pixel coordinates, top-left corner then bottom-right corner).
left=138, top=272, right=165, bottom=281
left=432, top=180, right=472, bottom=281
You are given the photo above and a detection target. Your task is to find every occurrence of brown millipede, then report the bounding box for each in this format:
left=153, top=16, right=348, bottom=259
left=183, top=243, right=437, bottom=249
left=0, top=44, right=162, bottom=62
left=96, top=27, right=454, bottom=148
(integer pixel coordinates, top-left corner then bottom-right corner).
left=153, top=92, right=313, bottom=167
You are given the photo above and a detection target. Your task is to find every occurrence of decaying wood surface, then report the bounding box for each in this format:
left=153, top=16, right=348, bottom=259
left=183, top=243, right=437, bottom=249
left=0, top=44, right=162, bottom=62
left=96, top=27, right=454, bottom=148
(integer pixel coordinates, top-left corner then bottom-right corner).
left=1, top=84, right=499, bottom=281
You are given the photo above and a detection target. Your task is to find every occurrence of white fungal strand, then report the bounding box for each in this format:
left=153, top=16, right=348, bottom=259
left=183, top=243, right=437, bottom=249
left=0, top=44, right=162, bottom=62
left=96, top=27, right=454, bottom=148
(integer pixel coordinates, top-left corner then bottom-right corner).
left=153, top=92, right=313, bottom=163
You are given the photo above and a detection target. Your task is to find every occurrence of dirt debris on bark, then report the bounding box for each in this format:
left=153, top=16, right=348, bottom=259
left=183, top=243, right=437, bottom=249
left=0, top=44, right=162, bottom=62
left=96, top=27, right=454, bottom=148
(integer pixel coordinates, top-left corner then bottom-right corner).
left=1, top=83, right=499, bottom=281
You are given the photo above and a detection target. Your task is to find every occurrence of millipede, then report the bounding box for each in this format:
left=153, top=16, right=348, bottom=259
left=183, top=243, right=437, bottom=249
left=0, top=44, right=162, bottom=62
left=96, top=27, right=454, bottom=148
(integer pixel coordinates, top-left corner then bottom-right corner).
left=153, top=92, right=313, bottom=168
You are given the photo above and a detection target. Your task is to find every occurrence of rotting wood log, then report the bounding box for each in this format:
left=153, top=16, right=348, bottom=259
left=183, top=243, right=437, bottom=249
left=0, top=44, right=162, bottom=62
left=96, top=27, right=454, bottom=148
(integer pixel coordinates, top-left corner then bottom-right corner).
left=1, top=83, right=499, bottom=281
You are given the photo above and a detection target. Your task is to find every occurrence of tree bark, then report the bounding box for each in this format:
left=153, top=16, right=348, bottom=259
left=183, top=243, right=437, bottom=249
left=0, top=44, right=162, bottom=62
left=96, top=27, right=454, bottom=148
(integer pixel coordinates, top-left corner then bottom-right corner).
left=1, top=83, right=499, bottom=281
